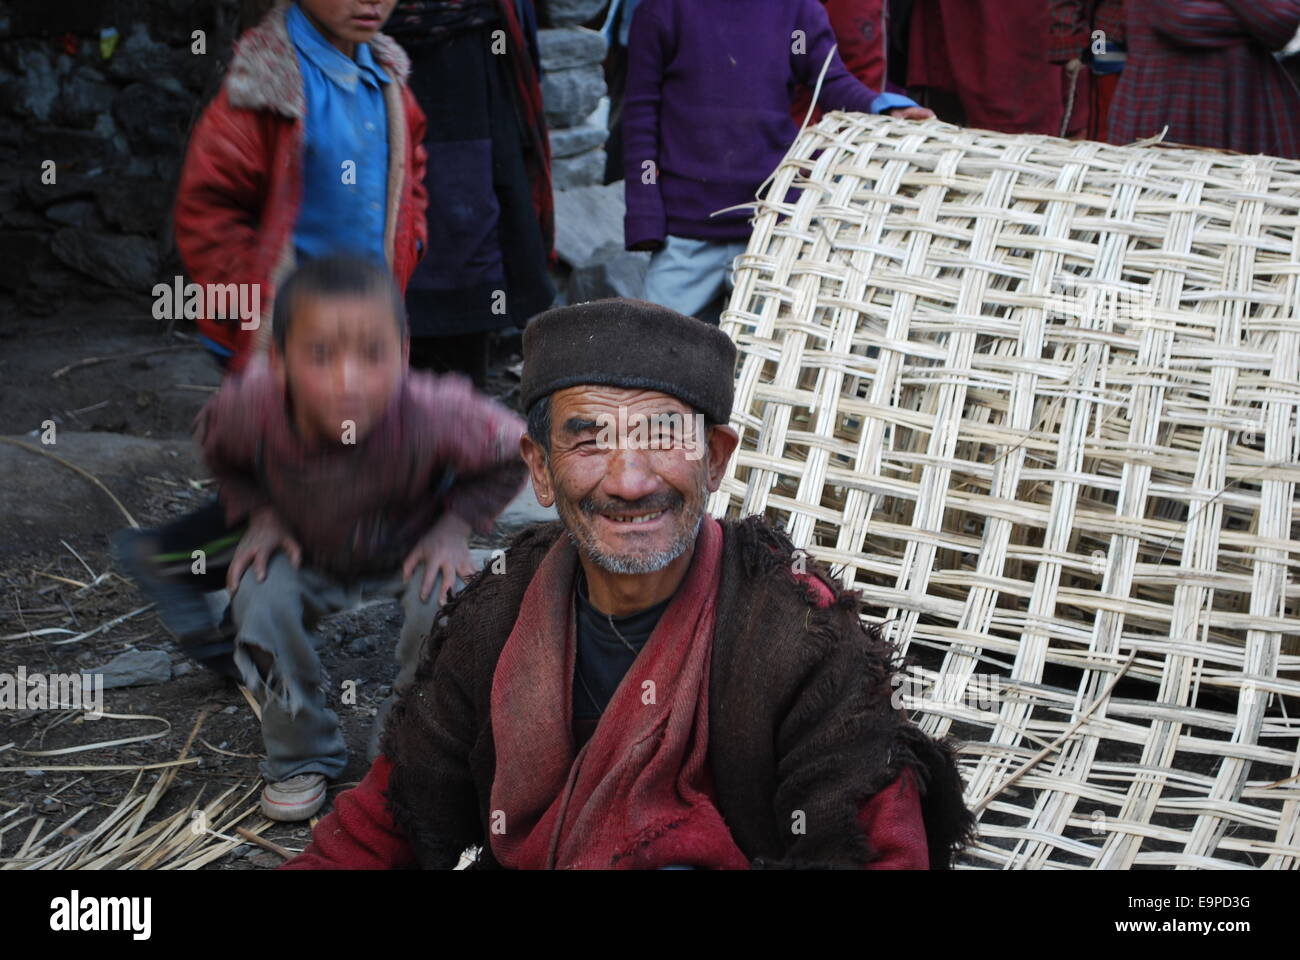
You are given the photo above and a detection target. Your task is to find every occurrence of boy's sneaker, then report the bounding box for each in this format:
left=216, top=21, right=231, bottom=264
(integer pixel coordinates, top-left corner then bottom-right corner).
left=261, top=774, right=328, bottom=822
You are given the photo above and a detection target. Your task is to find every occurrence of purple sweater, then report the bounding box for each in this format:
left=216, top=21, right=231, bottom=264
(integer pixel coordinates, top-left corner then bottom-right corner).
left=622, top=0, right=917, bottom=247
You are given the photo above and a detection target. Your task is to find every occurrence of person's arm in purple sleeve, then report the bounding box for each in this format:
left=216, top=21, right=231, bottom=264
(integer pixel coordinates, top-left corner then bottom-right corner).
left=400, top=375, right=529, bottom=604
left=792, top=0, right=927, bottom=117
left=622, top=0, right=669, bottom=252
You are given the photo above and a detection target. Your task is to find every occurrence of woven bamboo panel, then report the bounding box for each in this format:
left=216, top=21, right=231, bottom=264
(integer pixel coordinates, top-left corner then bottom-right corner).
left=710, top=113, right=1300, bottom=869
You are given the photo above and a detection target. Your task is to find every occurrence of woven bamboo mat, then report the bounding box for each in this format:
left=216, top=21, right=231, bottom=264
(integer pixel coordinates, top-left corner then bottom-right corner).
left=710, top=113, right=1300, bottom=869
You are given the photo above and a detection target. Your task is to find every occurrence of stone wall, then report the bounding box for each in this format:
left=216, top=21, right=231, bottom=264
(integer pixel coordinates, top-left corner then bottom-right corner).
left=0, top=0, right=241, bottom=315
left=538, top=0, right=648, bottom=304
left=0, top=0, right=634, bottom=318
left=538, top=0, right=607, bottom=190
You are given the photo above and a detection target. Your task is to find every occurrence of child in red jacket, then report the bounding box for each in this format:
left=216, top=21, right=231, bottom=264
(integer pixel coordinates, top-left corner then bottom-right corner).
left=174, top=0, right=428, bottom=373
left=116, top=1, right=431, bottom=672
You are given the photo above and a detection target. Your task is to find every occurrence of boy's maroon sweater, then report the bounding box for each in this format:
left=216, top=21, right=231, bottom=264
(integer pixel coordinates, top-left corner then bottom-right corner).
left=281, top=572, right=930, bottom=870
left=195, top=360, right=526, bottom=580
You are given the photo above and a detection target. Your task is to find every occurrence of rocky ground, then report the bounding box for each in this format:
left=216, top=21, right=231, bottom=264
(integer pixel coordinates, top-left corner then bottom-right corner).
left=0, top=296, right=552, bottom=869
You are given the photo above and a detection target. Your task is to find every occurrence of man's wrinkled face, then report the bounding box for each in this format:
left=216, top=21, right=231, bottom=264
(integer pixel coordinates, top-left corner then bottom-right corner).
left=522, top=386, right=736, bottom=575
left=299, top=0, right=397, bottom=54
left=272, top=291, right=407, bottom=447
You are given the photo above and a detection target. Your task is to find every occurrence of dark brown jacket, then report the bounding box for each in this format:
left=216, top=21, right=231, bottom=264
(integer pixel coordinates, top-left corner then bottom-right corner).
left=384, top=517, right=976, bottom=868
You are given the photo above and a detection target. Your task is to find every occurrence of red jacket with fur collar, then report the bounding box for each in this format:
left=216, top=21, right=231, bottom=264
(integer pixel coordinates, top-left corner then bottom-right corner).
left=173, top=4, right=428, bottom=371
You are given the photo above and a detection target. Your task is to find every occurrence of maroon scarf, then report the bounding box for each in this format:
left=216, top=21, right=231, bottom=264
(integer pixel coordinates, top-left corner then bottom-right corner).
left=496, top=0, right=555, bottom=269
left=488, top=516, right=749, bottom=869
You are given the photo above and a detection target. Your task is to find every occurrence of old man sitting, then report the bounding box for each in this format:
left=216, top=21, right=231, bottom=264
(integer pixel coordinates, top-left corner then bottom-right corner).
left=284, top=298, right=974, bottom=869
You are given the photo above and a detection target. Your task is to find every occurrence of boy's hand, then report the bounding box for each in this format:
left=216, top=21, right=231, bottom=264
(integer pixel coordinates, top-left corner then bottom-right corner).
left=403, top=512, right=477, bottom=605
left=227, top=507, right=302, bottom=594
left=888, top=106, right=935, bottom=121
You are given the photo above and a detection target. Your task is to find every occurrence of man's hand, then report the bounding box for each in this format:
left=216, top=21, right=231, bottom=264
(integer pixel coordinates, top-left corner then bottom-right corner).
left=402, top=512, right=477, bottom=605
left=887, top=106, right=936, bottom=121
left=227, top=507, right=302, bottom=594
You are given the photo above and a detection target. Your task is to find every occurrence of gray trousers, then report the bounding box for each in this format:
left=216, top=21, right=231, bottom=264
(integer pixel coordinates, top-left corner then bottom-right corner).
left=641, top=234, right=747, bottom=324
left=230, top=554, right=448, bottom=783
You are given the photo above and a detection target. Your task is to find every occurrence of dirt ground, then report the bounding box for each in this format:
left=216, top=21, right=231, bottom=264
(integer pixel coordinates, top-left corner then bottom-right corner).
left=0, top=297, right=525, bottom=869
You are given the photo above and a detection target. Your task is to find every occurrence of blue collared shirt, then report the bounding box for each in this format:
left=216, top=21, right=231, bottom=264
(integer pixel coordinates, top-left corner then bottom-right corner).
left=286, top=2, right=390, bottom=266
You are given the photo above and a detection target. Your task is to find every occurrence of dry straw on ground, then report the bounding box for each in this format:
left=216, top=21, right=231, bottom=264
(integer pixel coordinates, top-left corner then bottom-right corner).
left=711, top=113, right=1300, bottom=869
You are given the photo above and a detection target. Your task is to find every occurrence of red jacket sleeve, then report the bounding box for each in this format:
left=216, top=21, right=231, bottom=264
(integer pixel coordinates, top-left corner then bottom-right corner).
left=280, top=756, right=417, bottom=869
left=401, top=83, right=429, bottom=273
left=796, top=571, right=930, bottom=868
left=859, top=768, right=929, bottom=869
left=173, top=87, right=277, bottom=366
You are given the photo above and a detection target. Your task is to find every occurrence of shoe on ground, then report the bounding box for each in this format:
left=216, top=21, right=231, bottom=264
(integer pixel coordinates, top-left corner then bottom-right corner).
left=261, top=773, right=327, bottom=822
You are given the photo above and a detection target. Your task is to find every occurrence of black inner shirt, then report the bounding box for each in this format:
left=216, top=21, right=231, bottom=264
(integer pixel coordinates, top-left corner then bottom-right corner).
left=572, top=570, right=672, bottom=750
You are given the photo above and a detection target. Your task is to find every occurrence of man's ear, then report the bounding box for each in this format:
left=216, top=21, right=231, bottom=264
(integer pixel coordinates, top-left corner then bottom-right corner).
left=520, top=432, right=555, bottom=508
left=706, top=424, right=739, bottom=493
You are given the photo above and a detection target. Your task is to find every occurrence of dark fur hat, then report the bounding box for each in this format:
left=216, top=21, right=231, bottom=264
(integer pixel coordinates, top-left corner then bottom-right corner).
left=520, top=298, right=738, bottom=424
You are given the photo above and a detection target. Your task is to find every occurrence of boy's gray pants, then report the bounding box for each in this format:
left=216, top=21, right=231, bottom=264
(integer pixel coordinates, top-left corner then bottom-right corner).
left=230, top=554, right=451, bottom=783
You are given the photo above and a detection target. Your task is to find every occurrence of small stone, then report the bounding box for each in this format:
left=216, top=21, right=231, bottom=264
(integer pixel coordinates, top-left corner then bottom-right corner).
left=50, top=229, right=159, bottom=291
left=173, top=661, right=194, bottom=677
left=25, top=769, right=45, bottom=777
left=112, top=80, right=192, bottom=153
left=348, top=634, right=378, bottom=656
left=567, top=244, right=651, bottom=301
left=553, top=181, right=627, bottom=268
left=541, top=63, right=605, bottom=128
left=537, top=27, right=607, bottom=71
left=550, top=123, right=608, bottom=159
left=96, top=175, right=170, bottom=234
left=222, top=704, right=239, bottom=715
left=546, top=0, right=606, bottom=27
left=552, top=147, right=606, bottom=190
left=44, top=200, right=97, bottom=228
left=94, top=648, right=172, bottom=689
left=54, top=66, right=116, bottom=129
